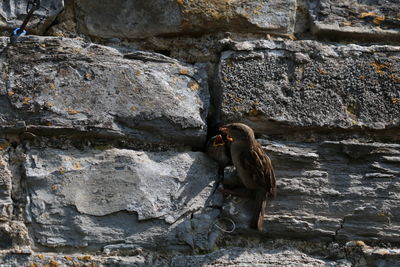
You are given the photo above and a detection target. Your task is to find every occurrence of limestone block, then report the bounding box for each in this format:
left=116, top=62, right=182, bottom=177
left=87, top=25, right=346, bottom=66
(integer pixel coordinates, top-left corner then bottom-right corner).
left=24, top=148, right=220, bottom=250
left=0, top=155, right=12, bottom=220
left=309, top=0, right=400, bottom=41
left=171, top=247, right=350, bottom=266
left=221, top=140, right=400, bottom=242
left=2, top=36, right=209, bottom=148
left=75, top=0, right=296, bottom=39
left=217, top=40, right=400, bottom=134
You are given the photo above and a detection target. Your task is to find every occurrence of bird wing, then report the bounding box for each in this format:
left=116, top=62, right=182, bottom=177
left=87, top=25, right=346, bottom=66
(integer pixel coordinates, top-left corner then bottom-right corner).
left=240, top=142, right=276, bottom=196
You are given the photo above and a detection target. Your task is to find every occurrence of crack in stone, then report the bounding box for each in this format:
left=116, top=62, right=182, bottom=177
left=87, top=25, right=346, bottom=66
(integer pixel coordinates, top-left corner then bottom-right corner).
left=334, top=217, right=345, bottom=241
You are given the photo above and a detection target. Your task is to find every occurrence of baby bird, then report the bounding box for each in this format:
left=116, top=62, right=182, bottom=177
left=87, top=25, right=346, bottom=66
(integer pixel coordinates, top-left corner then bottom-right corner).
left=206, top=134, right=231, bottom=168
left=220, top=123, right=276, bottom=231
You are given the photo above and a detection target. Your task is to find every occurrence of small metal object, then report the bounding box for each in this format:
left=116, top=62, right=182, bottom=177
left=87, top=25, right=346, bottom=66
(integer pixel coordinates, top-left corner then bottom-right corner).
left=11, top=0, right=41, bottom=37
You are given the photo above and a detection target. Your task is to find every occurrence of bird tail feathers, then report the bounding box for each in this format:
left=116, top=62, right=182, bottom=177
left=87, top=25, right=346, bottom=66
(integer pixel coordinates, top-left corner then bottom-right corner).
left=251, top=190, right=267, bottom=231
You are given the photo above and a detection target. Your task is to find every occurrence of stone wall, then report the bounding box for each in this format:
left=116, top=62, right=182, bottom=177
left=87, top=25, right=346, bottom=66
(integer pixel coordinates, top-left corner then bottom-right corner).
left=0, top=0, right=399, bottom=266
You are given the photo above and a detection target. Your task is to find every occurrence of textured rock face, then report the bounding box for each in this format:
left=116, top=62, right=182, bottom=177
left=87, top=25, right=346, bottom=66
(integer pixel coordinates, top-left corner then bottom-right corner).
left=0, top=0, right=64, bottom=34
left=171, top=247, right=351, bottom=267
left=0, top=0, right=400, bottom=265
left=310, top=0, right=400, bottom=41
left=75, top=0, right=296, bottom=38
left=24, top=148, right=220, bottom=250
left=217, top=40, right=400, bottom=133
left=2, top=36, right=209, bottom=148
left=0, top=155, right=12, bottom=220
left=222, top=140, right=400, bottom=242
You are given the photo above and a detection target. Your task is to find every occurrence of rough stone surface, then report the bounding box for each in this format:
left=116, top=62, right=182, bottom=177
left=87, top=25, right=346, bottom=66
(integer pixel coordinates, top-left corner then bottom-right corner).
left=24, top=148, right=220, bottom=250
left=0, top=0, right=399, bottom=265
left=2, top=36, right=209, bottom=148
left=0, top=154, right=12, bottom=220
left=171, top=247, right=350, bottom=266
left=75, top=0, right=296, bottom=39
left=221, top=139, right=400, bottom=243
left=0, top=0, right=64, bottom=35
left=217, top=40, right=400, bottom=134
left=310, top=0, right=400, bottom=41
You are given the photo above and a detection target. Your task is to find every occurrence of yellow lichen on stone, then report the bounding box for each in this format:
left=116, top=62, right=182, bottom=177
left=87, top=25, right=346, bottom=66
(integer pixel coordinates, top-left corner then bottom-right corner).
left=359, top=12, right=377, bottom=19
left=388, top=74, right=400, bottom=83
left=73, top=162, right=81, bottom=170
left=23, top=97, right=31, bottom=105
left=36, top=254, right=45, bottom=260
left=49, top=259, right=60, bottom=267
left=64, top=256, right=73, bottom=261
left=66, top=109, right=80, bottom=115
left=0, top=142, right=10, bottom=150
left=355, top=240, right=366, bottom=247
left=391, top=97, right=400, bottom=104
left=308, top=83, right=316, bottom=88
left=78, top=255, right=93, bottom=261
left=7, top=91, right=15, bottom=96
left=188, top=81, right=200, bottom=91
left=247, top=108, right=259, bottom=117
left=370, top=62, right=388, bottom=75
left=373, top=15, right=385, bottom=25
left=319, top=69, right=328, bottom=75
left=59, top=167, right=66, bottom=174
left=179, top=68, right=189, bottom=75
left=176, top=0, right=184, bottom=5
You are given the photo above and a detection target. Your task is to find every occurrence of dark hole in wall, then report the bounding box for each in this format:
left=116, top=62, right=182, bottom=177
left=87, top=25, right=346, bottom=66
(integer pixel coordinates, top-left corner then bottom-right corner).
left=0, top=231, right=13, bottom=249
left=154, top=50, right=171, bottom=57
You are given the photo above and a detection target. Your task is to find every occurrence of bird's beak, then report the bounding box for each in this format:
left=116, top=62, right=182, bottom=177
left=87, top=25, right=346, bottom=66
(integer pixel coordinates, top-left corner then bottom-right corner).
left=213, top=135, right=225, bottom=146
left=219, top=127, right=228, bottom=133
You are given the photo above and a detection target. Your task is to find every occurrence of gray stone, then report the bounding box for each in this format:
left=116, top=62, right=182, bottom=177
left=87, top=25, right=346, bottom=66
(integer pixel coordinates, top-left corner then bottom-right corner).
left=2, top=36, right=209, bottom=148
left=0, top=0, right=64, bottom=35
left=24, top=148, right=220, bottom=250
left=216, top=40, right=400, bottom=133
left=0, top=154, right=12, bottom=220
left=309, top=0, right=400, bottom=41
left=171, top=247, right=349, bottom=267
left=75, top=0, right=296, bottom=39
left=221, top=140, right=400, bottom=242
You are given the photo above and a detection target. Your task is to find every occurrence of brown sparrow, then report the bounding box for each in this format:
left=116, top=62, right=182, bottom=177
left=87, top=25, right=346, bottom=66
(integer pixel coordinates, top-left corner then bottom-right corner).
left=220, top=123, right=276, bottom=231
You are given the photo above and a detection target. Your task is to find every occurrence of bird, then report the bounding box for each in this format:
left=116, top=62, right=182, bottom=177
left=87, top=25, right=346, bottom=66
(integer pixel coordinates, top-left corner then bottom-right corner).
left=219, top=123, right=276, bottom=231
left=206, top=134, right=231, bottom=169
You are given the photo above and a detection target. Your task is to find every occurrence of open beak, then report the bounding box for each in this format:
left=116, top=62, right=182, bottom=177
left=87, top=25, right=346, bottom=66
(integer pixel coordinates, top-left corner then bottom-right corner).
left=219, top=127, right=228, bottom=133
left=219, top=126, right=234, bottom=142
left=213, top=135, right=225, bottom=146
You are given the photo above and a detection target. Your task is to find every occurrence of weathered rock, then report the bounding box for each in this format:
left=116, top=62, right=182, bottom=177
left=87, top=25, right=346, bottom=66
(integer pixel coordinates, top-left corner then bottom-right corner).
left=75, top=0, right=296, bottom=39
left=0, top=221, right=30, bottom=250
left=0, top=0, right=64, bottom=35
left=216, top=40, right=400, bottom=135
left=0, top=154, right=12, bottom=220
left=0, top=252, right=159, bottom=267
left=171, top=247, right=350, bottom=266
left=221, top=139, right=400, bottom=243
left=2, top=36, right=209, bottom=148
left=24, top=148, right=220, bottom=250
left=309, top=0, right=400, bottom=41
